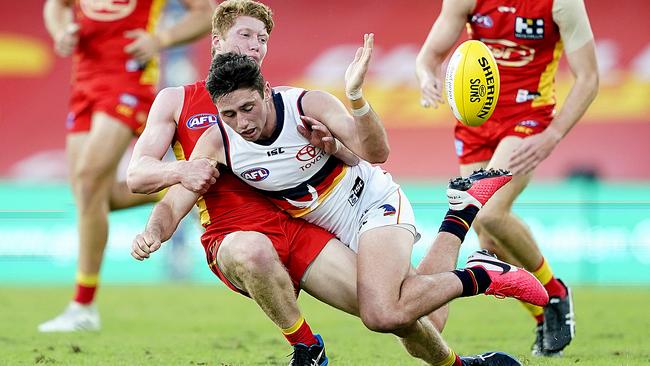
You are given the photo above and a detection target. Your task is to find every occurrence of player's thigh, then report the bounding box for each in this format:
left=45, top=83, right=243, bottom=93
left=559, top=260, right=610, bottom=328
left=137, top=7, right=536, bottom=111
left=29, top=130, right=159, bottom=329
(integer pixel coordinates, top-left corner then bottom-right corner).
left=75, top=112, right=134, bottom=179
left=459, top=161, right=489, bottom=177
left=357, top=226, right=414, bottom=304
left=301, top=238, right=359, bottom=316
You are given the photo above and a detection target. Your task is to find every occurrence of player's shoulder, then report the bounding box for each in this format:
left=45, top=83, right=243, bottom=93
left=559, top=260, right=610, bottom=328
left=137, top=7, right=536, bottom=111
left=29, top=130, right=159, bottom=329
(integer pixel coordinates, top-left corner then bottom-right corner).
left=273, top=85, right=294, bottom=92
left=298, top=89, right=346, bottom=119
left=300, top=89, right=339, bottom=106
left=157, top=86, right=185, bottom=100
left=442, top=0, right=475, bottom=15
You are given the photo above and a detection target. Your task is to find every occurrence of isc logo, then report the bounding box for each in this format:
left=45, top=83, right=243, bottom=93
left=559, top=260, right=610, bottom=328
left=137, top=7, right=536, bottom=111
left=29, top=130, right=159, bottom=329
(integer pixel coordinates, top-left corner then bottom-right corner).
left=241, top=167, right=270, bottom=182
left=186, top=114, right=218, bottom=130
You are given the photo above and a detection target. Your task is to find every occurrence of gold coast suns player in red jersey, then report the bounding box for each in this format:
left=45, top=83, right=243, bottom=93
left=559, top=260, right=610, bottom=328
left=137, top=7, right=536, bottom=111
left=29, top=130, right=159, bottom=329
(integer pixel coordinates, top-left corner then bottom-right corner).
left=126, top=2, right=355, bottom=364
left=416, top=0, right=598, bottom=357
left=40, top=0, right=213, bottom=332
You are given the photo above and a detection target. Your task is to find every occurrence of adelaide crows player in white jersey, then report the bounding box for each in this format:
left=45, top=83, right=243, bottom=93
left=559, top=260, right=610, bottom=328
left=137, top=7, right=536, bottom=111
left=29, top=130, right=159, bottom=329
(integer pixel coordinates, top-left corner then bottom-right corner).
left=192, top=33, right=548, bottom=340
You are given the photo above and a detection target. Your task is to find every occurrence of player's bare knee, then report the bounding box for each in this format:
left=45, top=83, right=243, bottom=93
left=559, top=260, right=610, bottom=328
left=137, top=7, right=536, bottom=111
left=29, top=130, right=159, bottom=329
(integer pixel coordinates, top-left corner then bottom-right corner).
left=360, top=305, right=411, bottom=333
left=74, top=171, right=112, bottom=210
left=220, top=231, right=277, bottom=276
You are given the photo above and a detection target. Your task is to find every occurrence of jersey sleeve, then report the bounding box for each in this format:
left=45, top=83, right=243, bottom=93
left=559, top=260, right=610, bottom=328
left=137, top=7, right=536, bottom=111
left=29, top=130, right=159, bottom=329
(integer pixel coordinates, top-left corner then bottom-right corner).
left=552, top=0, right=594, bottom=53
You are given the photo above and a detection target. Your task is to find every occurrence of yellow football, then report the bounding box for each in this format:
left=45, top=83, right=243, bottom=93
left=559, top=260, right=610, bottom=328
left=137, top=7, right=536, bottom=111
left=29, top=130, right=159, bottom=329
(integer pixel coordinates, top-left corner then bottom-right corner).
left=445, top=40, right=500, bottom=127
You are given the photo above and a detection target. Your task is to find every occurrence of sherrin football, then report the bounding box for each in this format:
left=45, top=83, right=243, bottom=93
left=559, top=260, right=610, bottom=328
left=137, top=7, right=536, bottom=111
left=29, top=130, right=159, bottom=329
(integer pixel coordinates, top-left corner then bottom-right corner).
left=445, top=40, right=500, bottom=127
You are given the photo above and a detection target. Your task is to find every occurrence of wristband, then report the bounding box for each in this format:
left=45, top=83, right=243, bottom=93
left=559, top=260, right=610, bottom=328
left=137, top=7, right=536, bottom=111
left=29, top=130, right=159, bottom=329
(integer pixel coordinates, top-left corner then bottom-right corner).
left=346, top=89, right=363, bottom=101
left=351, top=102, right=371, bottom=117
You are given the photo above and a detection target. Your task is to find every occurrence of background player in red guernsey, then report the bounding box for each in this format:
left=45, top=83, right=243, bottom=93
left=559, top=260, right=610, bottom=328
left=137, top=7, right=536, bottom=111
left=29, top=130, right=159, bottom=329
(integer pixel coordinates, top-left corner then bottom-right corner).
left=415, top=0, right=598, bottom=357
left=39, top=0, right=213, bottom=332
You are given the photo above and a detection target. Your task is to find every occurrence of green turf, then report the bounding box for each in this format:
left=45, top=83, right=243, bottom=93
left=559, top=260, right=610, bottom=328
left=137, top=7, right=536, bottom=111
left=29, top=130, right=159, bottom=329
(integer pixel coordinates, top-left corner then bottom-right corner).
left=1, top=285, right=649, bottom=365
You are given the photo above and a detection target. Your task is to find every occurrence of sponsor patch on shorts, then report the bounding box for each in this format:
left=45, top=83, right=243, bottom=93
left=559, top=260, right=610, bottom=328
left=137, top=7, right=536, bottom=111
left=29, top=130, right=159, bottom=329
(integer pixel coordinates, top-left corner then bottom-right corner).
left=455, top=139, right=464, bottom=157
left=66, top=112, right=75, bottom=129
left=119, top=93, right=138, bottom=107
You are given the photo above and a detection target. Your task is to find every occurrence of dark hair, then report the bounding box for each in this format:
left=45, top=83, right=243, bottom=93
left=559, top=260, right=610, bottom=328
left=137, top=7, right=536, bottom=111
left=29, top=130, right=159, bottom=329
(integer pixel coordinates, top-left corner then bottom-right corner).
left=206, top=52, right=265, bottom=102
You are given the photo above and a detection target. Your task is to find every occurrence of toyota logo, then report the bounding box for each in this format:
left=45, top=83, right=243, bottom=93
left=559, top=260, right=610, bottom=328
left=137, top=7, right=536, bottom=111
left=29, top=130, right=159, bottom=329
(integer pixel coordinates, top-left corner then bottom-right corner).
left=296, top=145, right=320, bottom=161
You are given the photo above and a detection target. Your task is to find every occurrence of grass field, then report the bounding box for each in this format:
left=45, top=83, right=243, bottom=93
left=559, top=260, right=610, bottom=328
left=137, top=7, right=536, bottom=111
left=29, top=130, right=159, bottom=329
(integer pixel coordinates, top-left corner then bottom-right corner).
left=1, top=285, right=649, bottom=365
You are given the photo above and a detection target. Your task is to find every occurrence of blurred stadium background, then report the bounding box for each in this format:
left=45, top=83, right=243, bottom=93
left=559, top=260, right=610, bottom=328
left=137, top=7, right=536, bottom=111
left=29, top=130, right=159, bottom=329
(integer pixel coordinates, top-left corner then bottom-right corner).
left=1, top=0, right=649, bottom=289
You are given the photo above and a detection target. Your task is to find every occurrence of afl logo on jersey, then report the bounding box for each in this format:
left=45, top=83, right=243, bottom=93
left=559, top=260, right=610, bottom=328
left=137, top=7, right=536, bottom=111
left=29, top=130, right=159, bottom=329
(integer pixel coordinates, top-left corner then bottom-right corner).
left=186, top=114, right=218, bottom=130
left=241, top=167, right=270, bottom=182
left=80, top=0, right=137, bottom=22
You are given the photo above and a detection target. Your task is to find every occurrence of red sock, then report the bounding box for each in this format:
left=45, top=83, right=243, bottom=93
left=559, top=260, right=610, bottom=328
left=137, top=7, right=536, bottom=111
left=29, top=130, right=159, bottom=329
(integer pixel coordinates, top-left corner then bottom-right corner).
left=544, top=277, right=567, bottom=299
left=453, top=355, right=463, bottom=366
left=74, top=283, right=97, bottom=305
left=282, top=316, right=318, bottom=346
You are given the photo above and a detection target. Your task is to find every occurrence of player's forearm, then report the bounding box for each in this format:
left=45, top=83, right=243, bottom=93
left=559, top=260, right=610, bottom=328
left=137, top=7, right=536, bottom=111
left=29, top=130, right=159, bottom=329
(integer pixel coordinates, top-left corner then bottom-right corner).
left=127, top=157, right=186, bottom=194
left=348, top=97, right=390, bottom=163
left=43, top=0, right=73, bottom=40
left=415, top=44, right=446, bottom=78
left=549, top=72, right=599, bottom=138
left=146, top=202, right=180, bottom=243
left=156, top=4, right=213, bottom=49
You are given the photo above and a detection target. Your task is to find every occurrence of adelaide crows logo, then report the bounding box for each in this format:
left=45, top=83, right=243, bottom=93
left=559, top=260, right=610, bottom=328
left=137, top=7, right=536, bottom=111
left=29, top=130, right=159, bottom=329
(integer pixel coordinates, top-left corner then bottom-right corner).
left=379, top=204, right=396, bottom=216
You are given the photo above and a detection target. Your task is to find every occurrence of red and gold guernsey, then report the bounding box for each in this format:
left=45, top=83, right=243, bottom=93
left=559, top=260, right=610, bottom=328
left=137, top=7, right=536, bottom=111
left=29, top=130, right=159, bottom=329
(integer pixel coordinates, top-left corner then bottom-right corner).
left=173, top=80, right=281, bottom=232
left=468, top=0, right=562, bottom=111
left=73, top=0, right=165, bottom=85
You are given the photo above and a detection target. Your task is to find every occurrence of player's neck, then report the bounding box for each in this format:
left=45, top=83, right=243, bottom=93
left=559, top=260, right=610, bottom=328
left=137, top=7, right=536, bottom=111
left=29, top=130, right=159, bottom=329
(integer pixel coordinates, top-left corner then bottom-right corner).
left=259, top=97, right=277, bottom=139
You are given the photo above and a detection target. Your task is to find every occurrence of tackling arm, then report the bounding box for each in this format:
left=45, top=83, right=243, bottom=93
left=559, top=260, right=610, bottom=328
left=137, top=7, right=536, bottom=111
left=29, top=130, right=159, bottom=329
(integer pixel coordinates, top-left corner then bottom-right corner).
left=415, top=0, right=475, bottom=108
left=131, top=185, right=199, bottom=260
left=188, top=124, right=228, bottom=171
left=127, top=87, right=184, bottom=194
left=127, top=87, right=220, bottom=194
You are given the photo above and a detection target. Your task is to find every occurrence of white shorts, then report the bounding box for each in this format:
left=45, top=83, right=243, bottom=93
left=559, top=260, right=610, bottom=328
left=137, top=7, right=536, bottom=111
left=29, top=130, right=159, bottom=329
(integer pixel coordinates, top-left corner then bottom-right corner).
left=302, top=161, right=419, bottom=252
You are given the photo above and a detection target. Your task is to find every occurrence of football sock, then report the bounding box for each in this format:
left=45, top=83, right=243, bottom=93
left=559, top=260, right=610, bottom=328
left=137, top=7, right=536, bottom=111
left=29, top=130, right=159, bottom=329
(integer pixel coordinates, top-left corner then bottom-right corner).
left=74, top=272, right=98, bottom=305
left=533, top=257, right=567, bottom=299
left=438, top=206, right=480, bottom=242
left=521, top=302, right=545, bottom=324
left=432, top=348, right=460, bottom=366
left=282, top=315, right=318, bottom=346
left=453, top=354, right=464, bottom=366
left=452, top=267, right=491, bottom=297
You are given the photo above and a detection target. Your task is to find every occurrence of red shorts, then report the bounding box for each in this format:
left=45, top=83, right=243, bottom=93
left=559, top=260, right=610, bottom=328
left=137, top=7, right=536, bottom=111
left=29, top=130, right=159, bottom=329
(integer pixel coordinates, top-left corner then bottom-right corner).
left=66, top=77, right=155, bottom=135
left=454, top=105, right=555, bottom=164
left=201, top=211, right=334, bottom=296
